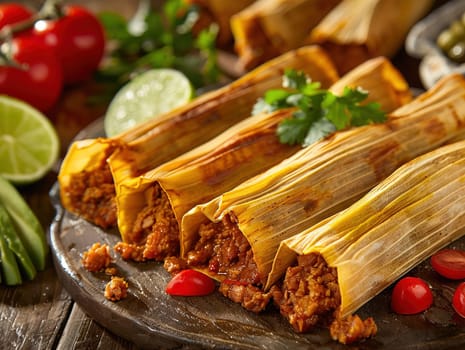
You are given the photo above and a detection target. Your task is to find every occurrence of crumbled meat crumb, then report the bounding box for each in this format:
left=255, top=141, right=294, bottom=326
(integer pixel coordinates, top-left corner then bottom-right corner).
left=105, top=267, right=118, bottom=276
left=113, top=242, right=145, bottom=262
left=164, top=256, right=188, bottom=275
left=219, top=282, right=277, bottom=313
left=82, top=243, right=112, bottom=272
left=105, top=276, right=129, bottom=301
left=329, top=310, right=377, bottom=344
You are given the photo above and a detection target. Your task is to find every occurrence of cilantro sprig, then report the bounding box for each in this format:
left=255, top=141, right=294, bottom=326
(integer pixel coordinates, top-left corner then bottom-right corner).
left=253, top=69, right=386, bottom=147
left=96, top=0, right=219, bottom=94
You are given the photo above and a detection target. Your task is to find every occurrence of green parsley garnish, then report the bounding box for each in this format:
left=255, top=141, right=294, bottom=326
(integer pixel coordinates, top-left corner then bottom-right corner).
left=253, top=69, right=387, bottom=147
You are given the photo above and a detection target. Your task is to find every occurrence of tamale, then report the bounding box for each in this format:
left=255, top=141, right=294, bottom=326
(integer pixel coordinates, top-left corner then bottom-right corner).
left=231, top=0, right=341, bottom=70
left=306, top=0, right=433, bottom=74
left=184, top=0, right=255, bottom=46
left=180, top=73, right=465, bottom=313
left=271, top=140, right=465, bottom=343
left=111, top=56, right=410, bottom=263
left=113, top=109, right=299, bottom=261
left=58, top=45, right=338, bottom=228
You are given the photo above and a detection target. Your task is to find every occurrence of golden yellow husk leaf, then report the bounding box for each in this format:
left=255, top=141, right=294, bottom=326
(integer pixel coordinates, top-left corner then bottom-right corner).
left=273, top=139, right=465, bottom=317
left=115, top=56, right=410, bottom=245
left=181, top=73, right=465, bottom=285
left=306, top=0, right=434, bottom=73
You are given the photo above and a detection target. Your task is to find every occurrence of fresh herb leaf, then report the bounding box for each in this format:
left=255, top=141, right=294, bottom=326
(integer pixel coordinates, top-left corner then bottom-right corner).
left=277, top=110, right=312, bottom=145
left=254, top=69, right=387, bottom=146
left=96, top=0, right=219, bottom=101
left=303, top=118, right=336, bottom=146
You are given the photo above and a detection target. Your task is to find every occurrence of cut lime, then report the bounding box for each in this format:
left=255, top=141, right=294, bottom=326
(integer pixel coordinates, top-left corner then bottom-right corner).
left=104, top=68, right=194, bottom=137
left=0, top=95, right=59, bottom=184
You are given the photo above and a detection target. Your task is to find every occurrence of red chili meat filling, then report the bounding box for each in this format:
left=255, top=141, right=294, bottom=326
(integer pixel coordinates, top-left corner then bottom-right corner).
left=274, top=253, right=377, bottom=344
left=81, top=242, right=112, bottom=272
left=66, top=165, right=117, bottom=228
left=185, top=214, right=274, bottom=312
left=104, top=276, right=129, bottom=302
left=115, top=183, right=179, bottom=262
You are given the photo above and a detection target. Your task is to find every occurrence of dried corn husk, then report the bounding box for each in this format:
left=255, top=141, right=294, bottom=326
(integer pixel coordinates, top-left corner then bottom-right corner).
left=114, top=56, right=410, bottom=252
left=181, top=73, right=465, bottom=286
left=272, top=139, right=465, bottom=317
left=231, top=0, right=341, bottom=70
left=184, top=0, right=256, bottom=46
left=59, top=46, right=338, bottom=228
left=306, top=0, right=433, bottom=74
left=115, top=108, right=297, bottom=247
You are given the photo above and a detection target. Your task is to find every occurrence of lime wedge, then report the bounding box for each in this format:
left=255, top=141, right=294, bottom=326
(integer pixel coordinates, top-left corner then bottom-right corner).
left=0, top=95, right=59, bottom=184
left=104, top=68, right=194, bottom=137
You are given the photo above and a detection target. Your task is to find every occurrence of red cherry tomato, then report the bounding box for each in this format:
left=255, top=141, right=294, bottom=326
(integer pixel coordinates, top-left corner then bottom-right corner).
left=453, top=282, right=465, bottom=318
left=0, top=37, right=63, bottom=112
left=0, top=3, right=33, bottom=28
left=166, top=269, right=216, bottom=296
left=431, top=249, right=465, bottom=280
left=33, top=5, right=105, bottom=85
left=391, top=277, right=433, bottom=315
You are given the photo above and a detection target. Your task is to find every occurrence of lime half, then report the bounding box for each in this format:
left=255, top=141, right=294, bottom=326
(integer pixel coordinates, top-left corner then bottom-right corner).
left=0, top=96, right=59, bottom=184
left=104, top=68, right=194, bottom=137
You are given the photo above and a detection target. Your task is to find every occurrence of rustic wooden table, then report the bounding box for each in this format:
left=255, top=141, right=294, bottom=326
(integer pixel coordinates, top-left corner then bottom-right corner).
left=0, top=1, right=456, bottom=349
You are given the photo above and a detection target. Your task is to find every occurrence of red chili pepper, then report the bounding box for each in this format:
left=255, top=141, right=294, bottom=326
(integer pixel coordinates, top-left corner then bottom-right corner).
left=166, top=269, right=216, bottom=296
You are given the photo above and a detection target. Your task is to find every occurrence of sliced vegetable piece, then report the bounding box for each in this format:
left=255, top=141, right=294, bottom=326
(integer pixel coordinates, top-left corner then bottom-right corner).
left=431, top=249, right=465, bottom=280
left=0, top=176, right=48, bottom=270
left=166, top=269, right=216, bottom=296
left=0, top=225, right=22, bottom=285
left=453, top=282, right=465, bottom=318
left=0, top=203, right=36, bottom=280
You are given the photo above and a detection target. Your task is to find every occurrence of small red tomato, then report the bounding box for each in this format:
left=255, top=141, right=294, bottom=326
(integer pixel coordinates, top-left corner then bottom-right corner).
left=391, top=277, right=433, bottom=315
left=0, top=3, right=33, bottom=29
left=431, top=249, right=465, bottom=280
left=33, top=5, right=105, bottom=85
left=453, top=282, right=465, bottom=318
left=0, top=37, right=63, bottom=112
left=166, top=269, right=216, bottom=296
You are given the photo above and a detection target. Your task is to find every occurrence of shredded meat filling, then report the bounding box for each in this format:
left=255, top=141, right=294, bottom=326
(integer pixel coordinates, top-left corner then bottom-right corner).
left=275, top=253, right=377, bottom=344
left=104, top=276, right=129, bottom=302
left=186, top=214, right=273, bottom=312
left=67, top=165, right=117, bottom=228
left=116, top=183, right=179, bottom=262
left=81, top=242, right=112, bottom=272
left=330, top=310, right=377, bottom=345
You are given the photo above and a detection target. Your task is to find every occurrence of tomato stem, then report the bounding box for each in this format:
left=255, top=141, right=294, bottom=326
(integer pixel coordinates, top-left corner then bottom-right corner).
left=0, top=0, right=65, bottom=43
left=0, top=33, right=27, bottom=69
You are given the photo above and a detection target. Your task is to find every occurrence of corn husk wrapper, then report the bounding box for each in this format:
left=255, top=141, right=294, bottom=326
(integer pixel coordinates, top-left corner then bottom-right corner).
left=307, top=0, right=433, bottom=74
left=273, top=139, right=465, bottom=317
left=115, top=56, right=410, bottom=244
left=185, top=0, right=256, bottom=46
left=115, top=108, right=298, bottom=243
left=181, top=73, right=465, bottom=285
left=59, top=46, right=337, bottom=227
left=231, top=0, right=341, bottom=70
